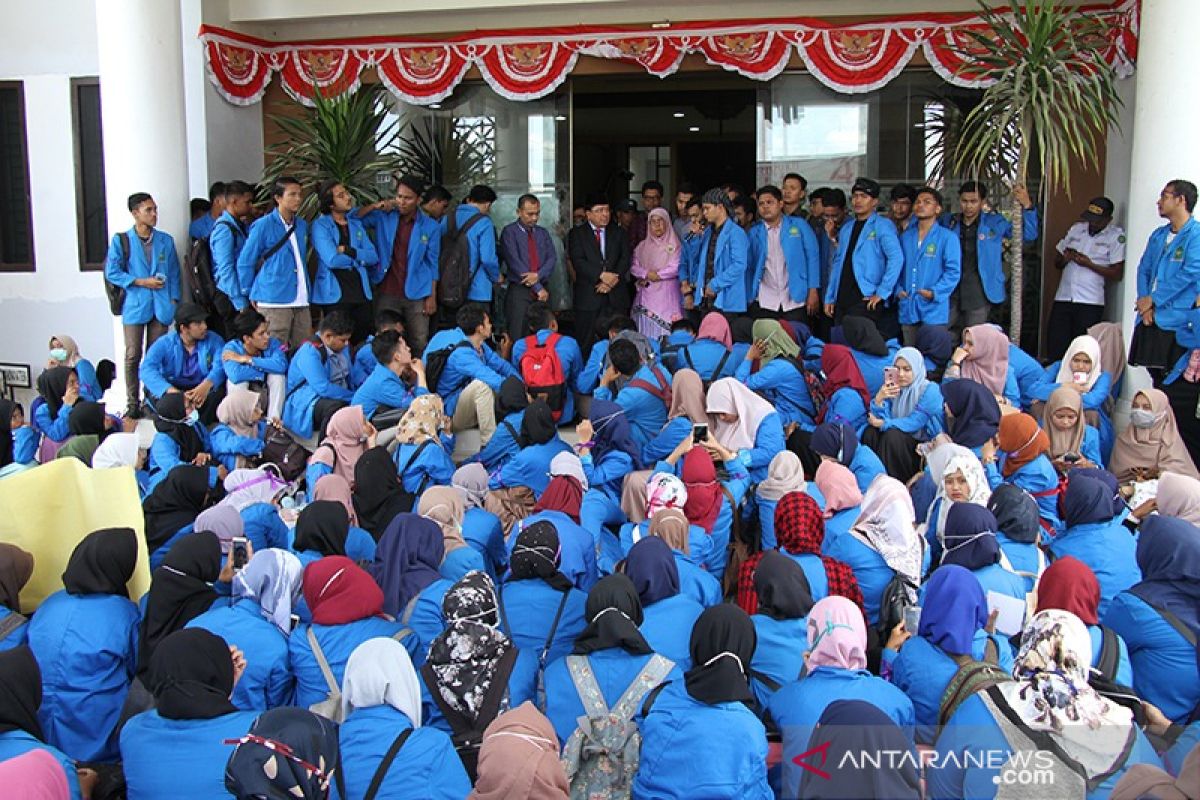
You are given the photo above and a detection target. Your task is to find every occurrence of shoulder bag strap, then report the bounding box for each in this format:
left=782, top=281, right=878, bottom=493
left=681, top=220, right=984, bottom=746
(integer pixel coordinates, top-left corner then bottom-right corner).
left=398, top=439, right=433, bottom=480
left=0, top=612, right=28, bottom=641
left=363, top=728, right=414, bottom=800
left=640, top=680, right=670, bottom=718
left=400, top=594, right=420, bottom=627
left=710, top=349, right=731, bottom=383
left=306, top=627, right=340, bottom=696
left=682, top=347, right=697, bottom=372
left=120, top=231, right=132, bottom=270
left=540, top=589, right=571, bottom=668
left=983, top=636, right=999, bottom=665
left=567, top=655, right=610, bottom=718
left=496, top=586, right=512, bottom=637
left=257, top=223, right=297, bottom=272
left=611, top=654, right=675, bottom=720
left=1096, top=626, right=1119, bottom=682
left=1129, top=586, right=1199, bottom=646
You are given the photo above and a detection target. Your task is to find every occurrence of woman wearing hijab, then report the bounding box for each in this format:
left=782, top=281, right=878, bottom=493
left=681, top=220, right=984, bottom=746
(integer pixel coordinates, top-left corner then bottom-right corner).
left=825, top=475, right=924, bottom=625
left=1156, top=471, right=1200, bottom=525
left=756, top=451, right=823, bottom=551
left=865, top=346, right=945, bottom=482
left=0, top=648, right=82, bottom=800
left=813, top=460, right=863, bottom=549
left=372, top=513, right=451, bottom=659
left=290, top=557, right=413, bottom=709
left=938, top=503, right=1027, bottom=603
left=644, top=507, right=723, bottom=607
left=210, top=388, right=265, bottom=471
left=220, top=467, right=291, bottom=552
left=631, top=206, right=684, bottom=339
left=816, top=344, right=871, bottom=434
left=490, top=401, right=571, bottom=497
left=136, top=532, right=223, bottom=684
left=1110, top=388, right=1200, bottom=483
left=917, top=324, right=954, bottom=380
left=0, top=398, right=23, bottom=477
left=543, top=574, right=678, bottom=745
left=612, top=471, right=711, bottom=576
left=27, top=528, right=137, bottom=763
left=809, top=421, right=887, bottom=494
left=0, top=544, right=34, bottom=651
left=705, top=376, right=787, bottom=484
left=997, top=411, right=1063, bottom=532
left=305, top=404, right=372, bottom=490
left=1032, top=333, right=1115, bottom=453
left=474, top=376, right=529, bottom=472
left=1049, top=475, right=1141, bottom=616
left=634, top=604, right=772, bottom=800
left=931, top=609, right=1160, bottom=799
left=311, top=475, right=377, bottom=563
left=30, top=366, right=77, bottom=446
left=392, top=394, right=455, bottom=498
left=454, top=463, right=508, bottom=577
left=292, top=501, right=351, bottom=568
left=987, top=484, right=1045, bottom=592
left=886, top=564, right=1015, bottom=744
left=47, top=334, right=100, bottom=402
left=641, top=368, right=713, bottom=466
left=1037, top=556, right=1135, bottom=688
left=469, top=702, right=570, bottom=800
left=576, top=400, right=642, bottom=542
left=147, top=391, right=220, bottom=491
left=339, top=637, right=471, bottom=800
left=945, top=323, right=1020, bottom=405
left=738, top=319, right=817, bottom=434
left=352, top=446, right=412, bottom=541
left=941, top=376, right=1002, bottom=453
left=922, top=443, right=994, bottom=562
left=1042, top=385, right=1104, bottom=471
left=523, top=475, right=597, bottom=592
left=223, top=707, right=342, bottom=800
left=625, top=536, right=704, bottom=671
left=186, top=548, right=303, bottom=711
left=745, top=551, right=814, bottom=707
left=54, top=401, right=113, bottom=465
left=142, top=463, right=212, bottom=568
left=419, top=486, right=488, bottom=583
left=796, top=700, right=921, bottom=800
left=839, top=316, right=898, bottom=395
left=1104, top=515, right=1200, bottom=723
left=122, top=629, right=260, bottom=800
left=0, top=749, right=71, bottom=800
left=674, top=312, right=746, bottom=387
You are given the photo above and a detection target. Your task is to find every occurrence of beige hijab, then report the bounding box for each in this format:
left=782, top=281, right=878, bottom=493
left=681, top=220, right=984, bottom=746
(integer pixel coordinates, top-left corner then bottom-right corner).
left=1155, top=471, right=1200, bottom=525
left=469, top=702, right=569, bottom=800
left=50, top=334, right=82, bottom=366
left=757, top=451, right=808, bottom=502
left=418, top=486, right=467, bottom=553
left=669, top=368, right=710, bottom=424
left=1110, top=389, right=1200, bottom=482
left=397, top=395, right=445, bottom=445
left=1043, top=386, right=1087, bottom=460
left=648, top=507, right=690, bottom=555
left=217, top=388, right=261, bottom=439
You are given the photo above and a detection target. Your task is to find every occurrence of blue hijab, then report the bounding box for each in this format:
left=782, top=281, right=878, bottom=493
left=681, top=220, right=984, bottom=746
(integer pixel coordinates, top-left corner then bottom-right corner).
left=941, top=503, right=1001, bottom=570
left=892, top=347, right=929, bottom=419
left=916, top=325, right=954, bottom=370
left=941, top=378, right=1000, bottom=449
left=624, top=535, right=680, bottom=606
left=371, top=512, right=444, bottom=617
left=1068, top=467, right=1125, bottom=518
left=797, top=700, right=920, bottom=799
left=589, top=399, right=640, bottom=466
left=1132, top=515, right=1200, bottom=637
left=1062, top=474, right=1113, bottom=528
left=810, top=422, right=857, bottom=466
left=919, top=564, right=987, bottom=656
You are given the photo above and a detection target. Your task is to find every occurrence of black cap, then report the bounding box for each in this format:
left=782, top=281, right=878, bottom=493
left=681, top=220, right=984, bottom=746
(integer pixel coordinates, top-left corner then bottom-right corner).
left=614, top=198, right=637, bottom=213
left=1081, top=196, right=1114, bottom=223
left=851, top=177, right=881, bottom=198
left=174, top=302, right=208, bottom=326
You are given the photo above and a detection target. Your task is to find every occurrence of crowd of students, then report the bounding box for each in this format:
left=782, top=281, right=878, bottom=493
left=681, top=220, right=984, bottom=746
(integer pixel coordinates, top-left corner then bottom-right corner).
left=0, top=172, right=1199, bottom=799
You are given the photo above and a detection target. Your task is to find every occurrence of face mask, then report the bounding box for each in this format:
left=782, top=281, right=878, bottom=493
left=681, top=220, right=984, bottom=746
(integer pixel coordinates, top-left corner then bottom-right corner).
left=49, top=347, right=69, bottom=362
left=1129, top=409, right=1157, bottom=429
left=186, top=409, right=200, bottom=426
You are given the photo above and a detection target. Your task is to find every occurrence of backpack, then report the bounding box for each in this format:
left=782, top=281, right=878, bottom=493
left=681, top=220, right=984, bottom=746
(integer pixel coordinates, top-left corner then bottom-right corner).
left=1087, top=626, right=1144, bottom=723
left=875, top=571, right=918, bottom=640
left=560, top=653, right=674, bottom=800
left=938, top=641, right=1010, bottom=726
left=185, top=220, right=239, bottom=318
left=424, top=339, right=475, bottom=396
left=256, top=429, right=311, bottom=482
left=104, top=233, right=131, bottom=316
left=0, top=612, right=28, bottom=642
left=783, top=356, right=826, bottom=423
left=438, top=211, right=487, bottom=310
left=519, top=333, right=567, bottom=421
left=626, top=365, right=673, bottom=411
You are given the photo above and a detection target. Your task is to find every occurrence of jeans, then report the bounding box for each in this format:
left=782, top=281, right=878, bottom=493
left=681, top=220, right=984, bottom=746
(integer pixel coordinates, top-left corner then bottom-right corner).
left=123, top=320, right=168, bottom=409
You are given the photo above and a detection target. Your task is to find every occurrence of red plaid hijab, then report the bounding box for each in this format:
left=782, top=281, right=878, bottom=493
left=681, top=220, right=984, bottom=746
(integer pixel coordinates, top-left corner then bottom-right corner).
left=736, top=491, right=865, bottom=615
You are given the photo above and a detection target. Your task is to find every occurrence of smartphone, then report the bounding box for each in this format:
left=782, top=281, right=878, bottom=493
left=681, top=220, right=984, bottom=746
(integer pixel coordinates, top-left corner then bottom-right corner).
left=692, top=423, right=708, bottom=444
left=289, top=613, right=300, bottom=632
left=1062, top=453, right=1081, bottom=463
left=883, top=366, right=899, bottom=386
left=231, top=537, right=249, bottom=570
left=903, top=605, right=922, bottom=633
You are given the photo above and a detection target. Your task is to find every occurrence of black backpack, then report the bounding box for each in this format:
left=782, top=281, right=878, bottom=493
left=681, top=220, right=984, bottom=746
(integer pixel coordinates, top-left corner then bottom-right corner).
left=1087, top=625, right=1144, bottom=724
left=424, top=339, right=474, bottom=395
left=876, top=571, right=918, bottom=640
left=104, top=233, right=131, bottom=315
left=185, top=220, right=239, bottom=318
left=438, top=211, right=487, bottom=309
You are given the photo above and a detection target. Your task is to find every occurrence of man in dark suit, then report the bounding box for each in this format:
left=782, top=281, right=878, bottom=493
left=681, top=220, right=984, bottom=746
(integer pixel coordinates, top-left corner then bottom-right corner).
left=568, top=193, right=631, bottom=356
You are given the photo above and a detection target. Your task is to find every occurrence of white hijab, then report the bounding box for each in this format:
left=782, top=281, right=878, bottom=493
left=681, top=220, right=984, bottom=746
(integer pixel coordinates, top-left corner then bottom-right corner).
left=549, top=452, right=589, bottom=492
left=1054, top=335, right=1103, bottom=391
left=851, top=475, right=922, bottom=592
left=341, top=636, right=423, bottom=726
left=926, top=443, right=992, bottom=541
left=706, top=377, right=776, bottom=452
left=92, top=432, right=139, bottom=469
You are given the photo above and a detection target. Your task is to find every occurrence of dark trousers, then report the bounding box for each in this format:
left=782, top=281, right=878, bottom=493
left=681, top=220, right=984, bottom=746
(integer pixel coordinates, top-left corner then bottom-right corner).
left=312, top=398, right=349, bottom=442
left=1045, top=301, right=1105, bottom=363
left=1159, top=375, right=1200, bottom=472
left=574, top=308, right=604, bottom=360
left=750, top=303, right=809, bottom=324
left=506, top=283, right=537, bottom=339
left=321, top=300, right=374, bottom=346
left=836, top=300, right=900, bottom=343
left=861, top=426, right=922, bottom=484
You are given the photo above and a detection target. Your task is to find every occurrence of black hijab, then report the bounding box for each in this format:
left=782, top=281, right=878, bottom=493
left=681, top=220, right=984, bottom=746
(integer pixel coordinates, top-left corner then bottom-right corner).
left=797, top=700, right=922, bottom=799
left=0, top=543, right=34, bottom=613
left=153, top=392, right=204, bottom=464
left=352, top=446, right=411, bottom=541
left=36, top=366, right=74, bottom=418
left=0, top=646, right=44, bottom=741
left=0, top=398, right=14, bottom=468
left=150, top=628, right=238, bottom=721
left=572, top=574, right=652, bottom=656
left=842, top=316, right=889, bottom=357
left=684, top=604, right=757, bottom=705
left=509, top=520, right=574, bottom=592
left=225, top=707, right=342, bottom=800
left=62, top=527, right=137, bottom=597
left=495, top=376, right=529, bottom=420
left=293, top=501, right=350, bottom=557
left=136, top=532, right=222, bottom=679
left=753, top=551, right=815, bottom=621
left=987, top=484, right=1042, bottom=545
left=941, top=379, right=1001, bottom=449
left=68, top=401, right=108, bottom=437
left=519, top=400, right=557, bottom=447
left=142, top=465, right=211, bottom=553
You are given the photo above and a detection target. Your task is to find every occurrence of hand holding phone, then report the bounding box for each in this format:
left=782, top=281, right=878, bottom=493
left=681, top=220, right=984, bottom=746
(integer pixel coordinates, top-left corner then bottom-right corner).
left=692, top=423, right=708, bottom=444
left=883, top=366, right=899, bottom=386
left=231, top=537, right=249, bottom=570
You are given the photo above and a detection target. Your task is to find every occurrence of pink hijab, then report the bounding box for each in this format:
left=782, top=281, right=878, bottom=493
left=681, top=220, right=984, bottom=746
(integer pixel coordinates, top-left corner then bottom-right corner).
left=806, top=595, right=868, bottom=671
left=634, top=207, right=681, bottom=275
left=0, top=749, right=70, bottom=800
left=697, top=312, right=732, bottom=349
left=815, top=460, right=863, bottom=516
left=314, top=473, right=358, bottom=526
left=309, top=406, right=367, bottom=484
left=961, top=325, right=1010, bottom=396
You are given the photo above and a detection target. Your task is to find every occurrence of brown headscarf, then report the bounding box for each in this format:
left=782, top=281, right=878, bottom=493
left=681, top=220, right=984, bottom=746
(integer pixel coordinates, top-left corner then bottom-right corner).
left=397, top=395, right=444, bottom=445
left=648, top=508, right=690, bottom=555
left=0, top=544, right=34, bottom=613
left=1043, top=386, right=1086, bottom=461
left=1109, top=739, right=1199, bottom=800
left=485, top=487, right=537, bottom=540
left=216, top=389, right=261, bottom=464
left=1110, top=389, right=1200, bottom=482
left=310, top=405, right=368, bottom=484
left=998, top=412, right=1050, bottom=478
left=668, top=369, right=710, bottom=425
left=419, top=486, right=467, bottom=553
left=1086, top=322, right=1126, bottom=402
left=960, top=324, right=1010, bottom=396
left=618, top=470, right=655, bottom=523
left=313, top=474, right=358, bottom=526
left=469, top=701, right=569, bottom=800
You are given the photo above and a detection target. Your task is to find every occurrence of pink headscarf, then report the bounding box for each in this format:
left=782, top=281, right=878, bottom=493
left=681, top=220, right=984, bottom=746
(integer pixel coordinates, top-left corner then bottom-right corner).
left=0, top=749, right=70, bottom=800
left=806, top=595, right=868, bottom=671
left=697, top=312, right=732, bottom=350
left=309, top=406, right=367, bottom=484
left=815, top=460, right=863, bottom=516
left=961, top=324, right=1011, bottom=396
left=633, top=207, right=681, bottom=276
left=314, top=473, right=358, bottom=526
left=646, top=473, right=688, bottom=518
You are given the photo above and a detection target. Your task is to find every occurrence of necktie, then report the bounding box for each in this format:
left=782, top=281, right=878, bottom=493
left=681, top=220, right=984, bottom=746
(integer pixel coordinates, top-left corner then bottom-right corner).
left=594, top=226, right=604, bottom=259
left=527, top=227, right=539, bottom=273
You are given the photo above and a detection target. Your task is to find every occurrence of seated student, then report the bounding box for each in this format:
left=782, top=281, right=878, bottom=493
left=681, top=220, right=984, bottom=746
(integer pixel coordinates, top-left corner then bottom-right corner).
left=370, top=514, right=450, bottom=659
left=642, top=505, right=723, bottom=608
left=282, top=311, right=355, bottom=441
left=944, top=323, right=1021, bottom=406
left=810, top=422, right=886, bottom=495
left=311, top=179, right=380, bottom=345
left=705, top=376, right=786, bottom=483
left=141, top=302, right=226, bottom=421
left=739, top=319, right=817, bottom=434
left=756, top=452, right=820, bottom=551
left=46, top=334, right=102, bottom=402
left=1156, top=470, right=1200, bottom=525
left=922, top=443, right=993, bottom=559
left=351, top=330, right=429, bottom=424
left=210, top=389, right=265, bottom=471
left=797, top=702, right=922, bottom=800
left=746, top=551, right=814, bottom=707
left=941, top=376, right=1002, bottom=456
left=142, top=465, right=213, bottom=568
left=1050, top=475, right=1140, bottom=617
left=885, top=564, right=1014, bottom=744
left=473, top=377, right=529, bottom=472
left=1037, top=556, right=1134, bottom=688
left=54, top=401, right=116, bottom=466
left=633, top=604, right=773, bottom=800
left=916, top=324, right=954, bottom=381
left=351, top=447, right=412, bottom=542
left=489, top=402, right=571, bottom=497
left=418, top=486, right=488, bottom=583
left=1103, top=515, right=1200, bottom=723
left=657, top=317, right=696, bottom=372
left=290, top=556, right=411, bottom=709
left=221, top=309, right=288, bottom=424
left=595, top=338, right=672, bottom=453
left=28, top=528, right=138, bottom=764
left=865, top=346, right=945, bottom=481
left=423, top=305, right=519, bottom=447
left=510, top=301, right=583, bottom=424
left=30, top=366, right=78, bottom=448
left=340, top=638, right=471, bottom=800
left=1043, top=385, right=1104, bottom=471
left=391, top=395, right=454, bottom=498
left=986, top=484, right=1045, bottom=592
left=1030, top=333, right=1113, bottom=419
left=930, top=609, right=1161, bottom=800
left=996, top=411, right=1062, bottom=531
left=305, top=405, right=374, bottom=492
left=350, top=308, right=404, bottom=389
left=576, top=315, right=641, bottom=395
left=938, top=503, right=1028, bottom=603
left=121, top=629, right=259, bottom=800
left=0, top=544, right=33, bottom=652
left=0, top=648, right=84, bottom=800
left=146, top=393, right=223, bottom=492
left=188, top=548, right=302, bottom=712
left=543, top=574, right=678, bottom=746
left=673, top=312, right=745, bottom=386
left=625, top=536, right=705, bottom=670
left=814, top=461, right=863, bottom=551
left=1008, top=341, right=1046, bottom=411
left=223, top=708, right=344, bottom=800
left=471, top=704, right=571, bottom=799
left=615, top=471, right=712, bottom=572
left=519, top=475, right=597, bottom=592
left=576, top=401, right=641, bottom=545
left=452, top=463, right=508, bottom=578
left=840, top=315, right=901, bottom=396
left=7, top=401, right=39, bottom=468
left=1109, top=388, right=1200, bottom=484
left=292, top=496, right=375, bottom=567
left=817, top=344, right=872, bottom=434
left=219, top=468, right=291, bottom=552
left=641, top=368, right=712, bottom=467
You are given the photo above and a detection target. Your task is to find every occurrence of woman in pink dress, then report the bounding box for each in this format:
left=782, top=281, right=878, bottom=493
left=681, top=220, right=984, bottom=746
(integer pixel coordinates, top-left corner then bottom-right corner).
left=631, top=207, right=684, bottom=339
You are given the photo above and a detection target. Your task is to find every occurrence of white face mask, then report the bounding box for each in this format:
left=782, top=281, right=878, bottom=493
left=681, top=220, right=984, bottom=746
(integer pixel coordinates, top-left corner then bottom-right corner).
left=49, top=347, right=69, bottom=362
left=1129, top=409, right=1157, bottom=429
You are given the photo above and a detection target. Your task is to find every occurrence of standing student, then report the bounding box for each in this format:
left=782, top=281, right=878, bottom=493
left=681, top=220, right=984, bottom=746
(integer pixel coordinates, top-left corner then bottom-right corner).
left=105, top=192, right=181, bottom=418
left=683, top=188, right=751, bottom=322
left=1047, top=196, right=1126, bottom=361
left=499, top=194, right=556, bottom=340
left=888, top=182, right=917, bottom=234
left=210, top=180, right=254, bottom=314
left=748, top=185, right=821, bottom=324
left=239, top=177, right=312, bottom=353
left=897, top=187, right=962, bottom=346
left=311, top=180, right=380, bottom=345
left=781, top=172, right=808, bottom=218
left=455, top=185, right=501, bottom=308
left=567, top=194, right=631, bottom=357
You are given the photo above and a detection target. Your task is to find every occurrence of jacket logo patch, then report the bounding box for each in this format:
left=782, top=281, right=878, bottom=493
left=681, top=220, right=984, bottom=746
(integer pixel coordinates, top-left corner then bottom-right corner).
left=788, top=226, right=800, bottom=236
left=867, top=231, right=877, bottom=239
left=925, top=244, right=936, bottom=254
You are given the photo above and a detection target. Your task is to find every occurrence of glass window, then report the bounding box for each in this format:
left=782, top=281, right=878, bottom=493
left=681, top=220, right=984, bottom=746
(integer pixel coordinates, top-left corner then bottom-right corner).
left=0, top=82, right=33, bottom=271
left=73, top=79, right=108, bottom=271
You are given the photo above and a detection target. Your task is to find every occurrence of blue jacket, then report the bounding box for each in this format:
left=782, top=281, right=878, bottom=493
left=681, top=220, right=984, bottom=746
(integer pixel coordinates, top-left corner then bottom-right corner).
left=104, top=228, right=181, bottom=325
left=1088, top=624, right=1134, bottom=688
left=147, top=428, right=220, bottom=492
left=749, top=615, right=808, bottom=709
left=594, top=364, right=672, bottom=456
left=68, top=359, right=102, bottom=403
left=241, top=503, right=291, bottom=553
left=633, top=680, right=773, bottom=800
left=543, top=649, right=681, bottom=745
left=968, top=563, right=1029, bottom=605
left=476, top=409, right=525, bottom=472
left=221, top=338, right=288, bottom=384
left=352, top=364, right=428, bottom=420
left=825, top=387, right=869, bottom=434
left=310, top=213, right=379, bottom=304
left=289, top=617, right=413, bottom=709
left=640, top=594, right=705, bottom=671
left=1136, top=216, right=1200, bottom=331
left=1003, top=456, right=1063, bottom=532
left=351, top=335, right=378, bottom=389
left=824, top=214, right=904, bottom=304
left=209, top=211, right=250, bottom=310
left=1048, top=522, right=1140, bottom=618
left=642, top=417, right=692, bottom=468
left=186, top=598, right=293, bottom=711
left=422, top=329, right=518, bottom=416
left=283, top=339, right=354, bottom=438
left=29, top=592, right=138, bottom=763
left=606, top=520, right=713, bottom=578
left=393, top=440, right=455, bottom=497
left=674, top=339, right=748, bottom=385
left=122, top=709, right=259, bottom=800
left=747, top=215, right=821, bottom=303
left=141, top=330, right=226, bottom=396
left=872, top=381, right=945, bottom=441
left=852, top=342, right=901, bottom=397
left=1007, top=344, right=1045, bottom=410
left=1103, top=591, right=1200, bottom=723
left=13, top=426, right=39, bottom=463
left=463, top=507, right=506, bottom=578
left=847, top=446, right=887, bottom=494
left=513, top=511, right=597, bottom=592
left=824, top=533, right=893, bottom=625
left=1030, top=365, right=1112, bottom=410
left=31, top=398, right=72, bottom=443
left=651, top=458, right=750, bottom=579
left=731, top=411, right=786, bottom=484
left=674, top=550, right=723, bottom=608
left=498, top=579, right=588, bottom=669
left=406, top=579, right=452, bottom=666
left=455, top=204, right=501, bottom=302
left=491, top=438, right=572, bottom=496
left=689, top=221, right=751, bottom=312
left=210, top=423, right=265, bottom=472
left=339, top=705, right=471, bottom=800
left=511, top=329, right=584, bottom=423
left=898, top=222, right=962, bottom=325
left=239, top=210, right=311, bottom=305
left=0, top=607, right=28, bottom=650
left=360, top=207, right=442, bottom=299
left=735, top=358, right=816, bottom=432
left=941, top=207, right=1040, bottom=304
left=0, top=731, right=81, bottom=799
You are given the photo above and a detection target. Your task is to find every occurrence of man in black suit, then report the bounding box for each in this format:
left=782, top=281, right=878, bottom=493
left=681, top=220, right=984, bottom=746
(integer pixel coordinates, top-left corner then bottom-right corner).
left=567, top=193, right=631, bottom=356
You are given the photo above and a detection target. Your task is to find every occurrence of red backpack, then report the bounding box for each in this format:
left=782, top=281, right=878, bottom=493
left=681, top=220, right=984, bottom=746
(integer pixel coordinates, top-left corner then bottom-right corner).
left=519, top=333, right=567, bottom=421
left=627, top=364, right=673, bottom=411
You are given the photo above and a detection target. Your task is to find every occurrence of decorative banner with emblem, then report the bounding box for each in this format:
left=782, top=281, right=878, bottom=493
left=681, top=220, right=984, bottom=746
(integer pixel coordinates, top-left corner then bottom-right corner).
left=199, top=0, right=1138, bottom=106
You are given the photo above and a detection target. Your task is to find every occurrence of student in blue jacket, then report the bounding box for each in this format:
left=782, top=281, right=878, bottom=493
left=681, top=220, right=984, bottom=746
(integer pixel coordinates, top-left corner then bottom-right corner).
left=454, top=463, right=508, bottom=577
left=371, top=514, right=454, bottom=664
left=609, top=472, right=711, bottom=576
left=747, top=551, right=814, bottom=708
left=391, top=396, right=455, bottom=499
left=577, top=400, right=641, bottom=544
left=0, top=543, right=33, bottom=652
left=187, top=548, right=302, bottom=712
left=488, top=402, right=571, bottom=497
left=1049, top=475, right=1140, bottom=616
left=45, top=335, right=101, bottom=403
left=311, top=180, right=380, bottom=344
left=29, top=528, right=138, bottom=764
left=141, top=302, right=226, bottom=421
left=282, top=311, right=355, bottom=440
left=705, top=376, right=786, bottom=484
left=1042, top=386, right=1104, bottom=471
left=683, top=188, right=751, bottom=316
left=210, top=389, right=265, bottom=472
left=339, top=636, right=471, bottom=800
left=351, top=330, right=429, bottom=422
left=865, top=346, right=945, bottom=482
left=221, top=309, right=288, bottom=423
left=0, top=648, right=83, bottom=800
left=209, top=180, right=253, bottom=313
left=31, top=366, right=77, bottom=446
left=672, top=312, right=746, bottom=387
left=1030, top=334, right=1115, bottom=455
left=633, top=604, right=773, bottom=800
left=106, top=191, right=182, bottom=417
left=937, top=503, right=1028, bottom=604
left=823, top=178, right=904, bottom=339
left=237, top=177, right=312, bottom=353
left=816, top=345, right=872, bottom=434
left=840, top=315, right=901, bottom=397
left=510, top=301, right=583, bottom=423
left=1103, top=514, right=1200, bottom=723
left=291, top=497, right=376, bottom=570
left=350, top=308, right=405, bottom=389
left=1132, top=179, right=1200, bottom=360
left=814, top=461, right=864, bottom=550
left=1036, top=556, right=1135, bottom=688
left=986, top=484, right=1046, bottom=592
left=739, top=319, right=817, bottom=433
left=810, top=422, right=886, bottom=495
left=747, top=185, right=821, bottom=322
left=121, top=629, right=260, bottom=800
left=219, top=468, right=291, bottom=553
left=997, top=412, right=1063, bottom=532
left=418, top=486, right=488, bottom=584
left=625, top=536, right=705, bottom=671
left=455, top=186, right=502, bottom=305
left=1007, top=341, right=1046, bottom=411
left=594, top=338, right=672, bottom=452
left=897, top=186, right=962, bottom=344
left=641, top=368, right=713, bottom=467
left=146, top=393, right=223, bottom=496
left=8, top=402, right=40, bottom=469
left=473, top=377, right=528, bottom=472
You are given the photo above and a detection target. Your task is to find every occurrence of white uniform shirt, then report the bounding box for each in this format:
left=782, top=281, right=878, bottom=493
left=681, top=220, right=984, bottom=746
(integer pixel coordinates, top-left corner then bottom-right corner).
left=1054, top=220, right=1125, bottom=306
